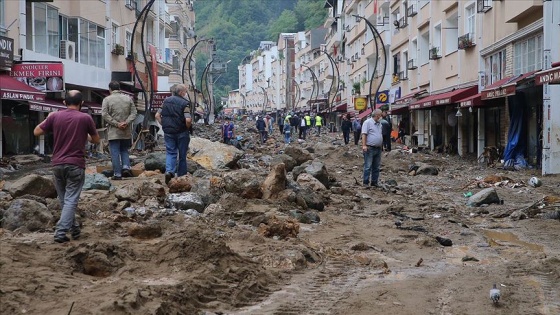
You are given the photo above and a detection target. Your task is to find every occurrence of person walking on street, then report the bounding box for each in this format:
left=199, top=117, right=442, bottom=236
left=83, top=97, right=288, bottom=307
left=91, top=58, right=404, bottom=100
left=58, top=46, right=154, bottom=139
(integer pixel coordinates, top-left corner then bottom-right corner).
left=291, top=113, right=300, bottom=134
left=341, top=113, right=352, bottom=145
left=155, top=84, right=192, bottom=185
left=278, top=112, right=284, bottom=136
left=33, top=90, right=100, bottom=243
left=304, top=112, right=312, bottom=138
left=361, top=109, right=383, bottom=187
left=256, top=115, right=267, bottom=143
left=101, top=81, right=137, bottom=180
left=352, top=116, right=362, bottom=145
left=283, top=122, right=291, bottom=144
left=299, top=114, right=307, bottom=140
left=381, top=110, right=392, bottom=151
left=315, top=114, right=323, bottom=135
left=221, top=116, right=234, bottom=144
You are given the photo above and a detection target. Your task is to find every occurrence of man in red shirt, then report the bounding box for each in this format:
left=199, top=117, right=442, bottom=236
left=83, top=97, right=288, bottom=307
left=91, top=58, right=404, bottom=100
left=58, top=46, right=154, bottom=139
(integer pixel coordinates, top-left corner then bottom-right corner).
left=34, top=90, right=100, bottom=243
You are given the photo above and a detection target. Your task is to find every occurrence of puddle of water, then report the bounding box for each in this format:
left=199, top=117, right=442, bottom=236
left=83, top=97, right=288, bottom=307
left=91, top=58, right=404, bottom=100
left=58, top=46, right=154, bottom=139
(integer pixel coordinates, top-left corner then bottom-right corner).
left=483, top=230, right=544, bottom=252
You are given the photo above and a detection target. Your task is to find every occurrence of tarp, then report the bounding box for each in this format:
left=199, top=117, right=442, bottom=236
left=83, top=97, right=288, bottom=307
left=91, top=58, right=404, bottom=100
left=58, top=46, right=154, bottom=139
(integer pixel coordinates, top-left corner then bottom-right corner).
left=503, top=92, right=528, bottom=170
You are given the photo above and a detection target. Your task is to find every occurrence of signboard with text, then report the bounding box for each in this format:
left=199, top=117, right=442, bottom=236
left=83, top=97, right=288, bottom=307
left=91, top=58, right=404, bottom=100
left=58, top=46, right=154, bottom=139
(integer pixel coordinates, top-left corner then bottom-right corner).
left=151, top=92, right=172, bottom=111
left=480, top=84, right=516, bottom=100
left=9, top=63, right=65, bottom=92
left=0, top=36, right=14, bottom=69
left=535, top=67, right=560, bottom=85
left=354, top=97, right=367, bottom=110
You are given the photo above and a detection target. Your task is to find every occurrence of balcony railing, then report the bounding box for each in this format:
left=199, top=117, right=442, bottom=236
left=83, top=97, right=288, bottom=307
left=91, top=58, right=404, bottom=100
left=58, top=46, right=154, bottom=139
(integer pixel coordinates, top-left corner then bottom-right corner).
left=458, top=33, right=476, bottom=50
left=407, top=4, right=417, bottom=17
left=429, top=46, right=441, bottom=60
left=407, top=58, right=417, bottom=70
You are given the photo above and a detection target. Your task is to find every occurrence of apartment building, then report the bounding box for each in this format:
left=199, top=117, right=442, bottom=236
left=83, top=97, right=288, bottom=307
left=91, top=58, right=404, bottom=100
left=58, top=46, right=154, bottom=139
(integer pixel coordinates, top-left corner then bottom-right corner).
left=0, top=0, right=195, bottom=157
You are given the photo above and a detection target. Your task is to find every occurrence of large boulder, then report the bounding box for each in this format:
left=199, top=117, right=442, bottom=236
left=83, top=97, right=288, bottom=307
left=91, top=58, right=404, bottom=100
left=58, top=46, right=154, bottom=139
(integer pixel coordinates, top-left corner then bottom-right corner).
left=262, top=163, right=287, bottom=200
left=467, top=188, right=501, bottom=207
left=114, top=184, right=141, bottom=202
left=284, top=146, right=313, bottom=166
left=6, top=174, right=57, bottom=198
left=165, top=192, right=205, bottom=212
left=144, top=152, right=166, bottom=172
left=304, top=160, right=330, bottom=188
left=2, top=199, right=53, bottom=231
left=139, top=180, right=166, bottom=198
left=271, top=154, right=297, bottom=172
left=296, top=173, right=327, bottom=191
left=191, top=177, right=224, bottom=205
left=410, top=162, right=439, bottom=176
left=296, top=188, right=325, bottom=211
left=223, top=169, right=262, bottom=198
left=83, top=174, right=111, bottom=191
left=189, top=137, right=244, bottom=170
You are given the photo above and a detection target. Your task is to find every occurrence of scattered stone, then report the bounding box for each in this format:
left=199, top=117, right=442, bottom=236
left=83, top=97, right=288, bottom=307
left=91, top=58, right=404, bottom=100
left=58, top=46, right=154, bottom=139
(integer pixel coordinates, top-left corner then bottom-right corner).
left=83, top=174, right=112, bottom=191
left=6, top=174, right=57, bottom=198
left=203, top=203, right=224, bottom=216
left=461, top=255, right=479, bottom=262
left=435, top=236, right=453, bottom=246
left=409, top=163, right=439, bottom=176
left=296, top=173, right=327, bottom=191
left=283, top=146, right=313, bottom=165
left=226, top=219, right=236, bottom=227
left=385, top=179, right=398, bottom=187
left=114, top=185, right=141, bottom=202
left=184, top=209, right=201, bottom=217
left=296, top=188, right=325, bottom=211
left=303, top=211, right=320, bottom=223
left=165, top=193, right=205, bottom=212
left=304, top=160, right=330, bottom=188
left=144, top=152, right=166, bottom=172
left=189, top=137, right=244, bottom=169
left=270, top=154, right=297, bottom=172
left=467, top=188, right=500, bottom=207
left=168, top=174, right=195, bottom=193
left=139, top=180, right=166, bottom=198
left=257, top=215, right=299, bottom=239
left=351, top=242, right=371, bottom=251
left=262, top=163, right=287, bottom=199
left=127, top=222, right=163, bottom=239
left=2, top=199, right=53, bottom=231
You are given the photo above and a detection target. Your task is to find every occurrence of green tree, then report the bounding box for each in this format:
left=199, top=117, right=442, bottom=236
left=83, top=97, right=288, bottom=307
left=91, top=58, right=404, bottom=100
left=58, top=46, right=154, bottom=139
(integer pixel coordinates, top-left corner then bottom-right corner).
left=268, top=10, right=299, bottom=41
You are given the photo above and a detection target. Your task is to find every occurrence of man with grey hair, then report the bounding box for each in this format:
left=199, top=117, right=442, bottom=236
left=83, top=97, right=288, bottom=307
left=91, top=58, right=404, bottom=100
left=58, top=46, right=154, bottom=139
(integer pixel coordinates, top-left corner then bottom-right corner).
left=361, top=108, right=383, bottom=188
left=155, top=84, right=192, bottom=185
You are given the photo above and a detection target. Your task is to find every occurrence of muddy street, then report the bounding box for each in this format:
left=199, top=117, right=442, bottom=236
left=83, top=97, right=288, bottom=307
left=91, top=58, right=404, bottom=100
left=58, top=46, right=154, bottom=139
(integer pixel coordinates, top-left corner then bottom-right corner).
left=1, top=121, right=559, bottom=315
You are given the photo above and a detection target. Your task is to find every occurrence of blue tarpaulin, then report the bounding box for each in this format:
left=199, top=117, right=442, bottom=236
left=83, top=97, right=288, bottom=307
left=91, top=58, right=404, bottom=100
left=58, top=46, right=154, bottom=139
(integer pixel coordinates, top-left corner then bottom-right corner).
left=503, top=92, right=528, bottom=170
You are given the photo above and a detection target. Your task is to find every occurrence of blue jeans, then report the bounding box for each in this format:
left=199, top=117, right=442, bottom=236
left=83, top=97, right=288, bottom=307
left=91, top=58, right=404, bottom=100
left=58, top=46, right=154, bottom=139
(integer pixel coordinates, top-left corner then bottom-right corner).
left=284, top=131, right=291, bottom=144
left=109, top=139, right=131, bottom=177
left=363, top=146, right=382, bottom=186
left=52, top=164, right=85, bottom=237
left=164, top=131, right=190, bottom=176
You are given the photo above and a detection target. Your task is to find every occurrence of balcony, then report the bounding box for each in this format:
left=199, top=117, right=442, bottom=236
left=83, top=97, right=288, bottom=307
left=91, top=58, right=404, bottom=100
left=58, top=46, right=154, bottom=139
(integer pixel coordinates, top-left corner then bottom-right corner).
left=407, top=4, right=417, bottom=17
left=458, top=33, right=476, bottom=50
left=429, top=46, right=441, bottom=60
left=111, top=44, right=125, bottom=56
left=407, top=58, right=417, bottom=70
left=398, top=71, right=408, bottom=81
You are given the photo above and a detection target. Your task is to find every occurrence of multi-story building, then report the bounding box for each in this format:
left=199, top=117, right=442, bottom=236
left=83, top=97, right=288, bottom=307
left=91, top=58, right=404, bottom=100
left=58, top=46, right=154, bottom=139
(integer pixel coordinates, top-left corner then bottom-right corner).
left=0, top=0, right=195, bottom=157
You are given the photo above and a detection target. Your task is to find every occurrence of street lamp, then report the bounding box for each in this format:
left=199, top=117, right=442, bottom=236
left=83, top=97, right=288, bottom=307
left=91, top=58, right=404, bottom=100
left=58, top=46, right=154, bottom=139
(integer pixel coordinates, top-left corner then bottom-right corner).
left=301, top=64, right=318, bottom=111
left=322, top=49, right=340, bottom=114
left=352, top=14, right=387, bottom=111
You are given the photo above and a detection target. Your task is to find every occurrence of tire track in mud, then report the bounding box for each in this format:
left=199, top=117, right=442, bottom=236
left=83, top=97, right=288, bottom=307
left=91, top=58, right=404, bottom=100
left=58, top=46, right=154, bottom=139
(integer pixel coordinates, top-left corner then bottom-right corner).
left=535, top=272, right=560, bottom=314
left=234, top=256, right=371, bottom=315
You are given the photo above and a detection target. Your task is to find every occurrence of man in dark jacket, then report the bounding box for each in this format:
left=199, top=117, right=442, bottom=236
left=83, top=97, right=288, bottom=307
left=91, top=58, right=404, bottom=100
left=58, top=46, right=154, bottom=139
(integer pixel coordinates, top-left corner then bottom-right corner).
left=256, top=116, right=267, bottom=143
left=155, top=84, right=192, bottom=184
left=341, top=113, right=352, bottom=145
left=381, top=110, right=392, bottom=151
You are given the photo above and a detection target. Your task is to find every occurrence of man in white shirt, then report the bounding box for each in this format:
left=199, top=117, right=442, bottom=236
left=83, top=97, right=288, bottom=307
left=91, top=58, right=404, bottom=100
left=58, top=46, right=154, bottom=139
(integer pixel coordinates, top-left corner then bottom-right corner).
left=361, top=109, right=383, bottom=187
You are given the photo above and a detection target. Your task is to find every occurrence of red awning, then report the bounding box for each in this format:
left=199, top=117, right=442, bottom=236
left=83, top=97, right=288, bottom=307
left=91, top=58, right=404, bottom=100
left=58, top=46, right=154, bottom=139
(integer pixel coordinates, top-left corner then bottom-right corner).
left=388, top=104, right=409, bottom=115
left=458, top=94, right=482, bottom=108
left=535, top=66, right=560, bottom=85
left=480, top=71, right=538, bottom=100
left=410, top=86, right=478, bottom=109
left=356, top=108, right=372, bottom=120
left=335, top=103, right=347, bottom=111
left=393, top=89, right=427, bottom=105
left=0, top=75, right=46, bottom=102
left=29, top=99, right=67, bottom=113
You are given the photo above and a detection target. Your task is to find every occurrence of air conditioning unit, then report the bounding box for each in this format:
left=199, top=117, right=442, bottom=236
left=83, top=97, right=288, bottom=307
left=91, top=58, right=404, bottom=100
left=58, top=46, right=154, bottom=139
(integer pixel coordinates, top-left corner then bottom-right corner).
left=60, top=40, right=76, bottom=61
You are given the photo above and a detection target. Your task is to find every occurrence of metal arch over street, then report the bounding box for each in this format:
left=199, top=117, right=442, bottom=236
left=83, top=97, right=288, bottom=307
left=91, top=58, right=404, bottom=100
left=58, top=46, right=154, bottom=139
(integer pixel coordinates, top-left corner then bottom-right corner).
left=322, top=49, right=340, bottom=115
left=352, top=14, right=387, bottom=111
left=301, top=64, right=319, bottom=110
left=182, top=38, right=214, bottom=117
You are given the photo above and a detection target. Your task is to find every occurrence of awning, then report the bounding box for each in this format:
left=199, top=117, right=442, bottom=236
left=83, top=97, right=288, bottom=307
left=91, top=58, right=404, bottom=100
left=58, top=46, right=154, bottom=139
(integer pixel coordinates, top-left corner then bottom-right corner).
left=480, top=71, right=538, bottom=100
left=535, top=66, right=560, bottom=85
left=410, top=86, right=478, bottom=109
left=356, top=108, right=372, bottom=120
left=29, top=100, right=67, bottom=113
left=458, top=94, right=482, bottom=108
left=388, top=104, right=409, bottom=115
left=0, top=75, right=46, bottom=102
left=393, top=89, right=427, bottom=105
left=83, top=101, right=102, bottom=115
left=335, top=103, right=347, bottom=111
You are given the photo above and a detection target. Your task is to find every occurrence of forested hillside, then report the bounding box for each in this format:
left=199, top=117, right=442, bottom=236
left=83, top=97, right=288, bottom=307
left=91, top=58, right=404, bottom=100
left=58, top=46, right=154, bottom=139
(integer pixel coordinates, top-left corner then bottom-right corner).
left=193, top=0, right=328, bottom=103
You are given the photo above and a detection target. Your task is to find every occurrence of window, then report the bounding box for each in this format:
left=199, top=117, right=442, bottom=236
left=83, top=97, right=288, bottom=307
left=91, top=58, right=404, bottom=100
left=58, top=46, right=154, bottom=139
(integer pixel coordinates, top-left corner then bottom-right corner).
left=465, top=4, right=475, bottom=40
left=410, top=39, right=418, bottom=64
left=393, top=53, right=400, bottom=75
left=79, top=19, right=105, bottom=68
left=403, top=50, right=408, bottom=72
left=392, top=9, right=400, bottom=35
left=445, top=13, right=458, bottom=55
left=433, top=24, right=442, bottom=53
left=484, top=50, right=505, bottom=85
left=513, top=34, right=543, bottom=75
left=26, top=2, right=59, bottom=57
left=111, top=23, right=118, bottom=45
left=125, top=30, right=132, bottom=55
left=419, top=31, right=429, bottom=65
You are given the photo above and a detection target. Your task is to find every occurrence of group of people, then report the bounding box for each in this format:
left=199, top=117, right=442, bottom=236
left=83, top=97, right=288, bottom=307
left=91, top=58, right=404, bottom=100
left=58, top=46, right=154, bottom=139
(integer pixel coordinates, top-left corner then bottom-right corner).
left=35, top=81, right=193, bottom=243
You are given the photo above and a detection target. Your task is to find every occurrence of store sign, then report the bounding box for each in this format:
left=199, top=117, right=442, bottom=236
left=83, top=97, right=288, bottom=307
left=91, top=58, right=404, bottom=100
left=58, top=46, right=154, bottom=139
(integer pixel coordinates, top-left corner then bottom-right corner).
left=375, top=90, right=389, bottom=104
left=354, top=97, right=367, bottom=110
left=151, top=92, right=172, bottom=111
left=30, top=103, right=60, bottom=113
left=480, top=84, right=516, bottom=100
left=535, top=67, right=560, bottom=85
left=0, top=36, right=14, bottom=69
left=9, top=63, right=65, bottom=92
left=459, top=99, right=474, bottom=108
